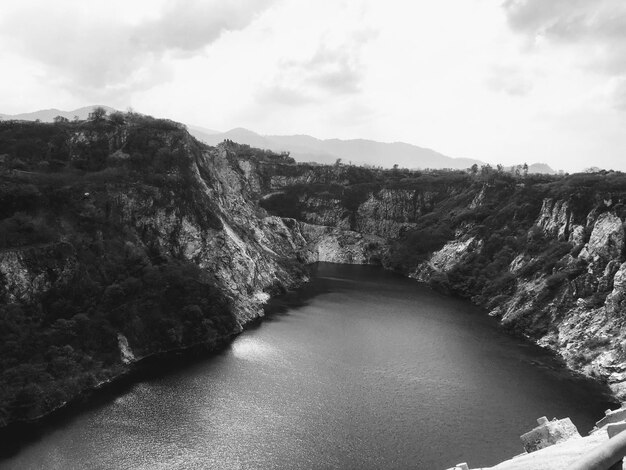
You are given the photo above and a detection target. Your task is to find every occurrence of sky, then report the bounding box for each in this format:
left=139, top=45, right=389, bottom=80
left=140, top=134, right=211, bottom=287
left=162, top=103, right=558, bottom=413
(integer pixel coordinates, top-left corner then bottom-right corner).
left=0, top=0, right=625, bottom=172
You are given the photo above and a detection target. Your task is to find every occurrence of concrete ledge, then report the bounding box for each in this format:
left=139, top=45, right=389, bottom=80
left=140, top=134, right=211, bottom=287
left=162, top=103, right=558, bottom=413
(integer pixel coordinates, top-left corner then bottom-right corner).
left=597, top=407, right=626, bottom=430
left=485, top=431, right=607, bottom=470
left=520, top=416, right=580, bottom=453
left=608, top=422, right=626, bottom=439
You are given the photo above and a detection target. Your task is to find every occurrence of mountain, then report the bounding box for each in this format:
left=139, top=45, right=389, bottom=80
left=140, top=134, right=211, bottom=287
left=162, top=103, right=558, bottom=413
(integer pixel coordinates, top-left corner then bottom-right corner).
left=528, top=163, right=556, bottom=174
left=186, top=124, right=220, bottom=143
left=0, top=106, right=118, bottom=122
left=193, top=127, right=483, bottom=170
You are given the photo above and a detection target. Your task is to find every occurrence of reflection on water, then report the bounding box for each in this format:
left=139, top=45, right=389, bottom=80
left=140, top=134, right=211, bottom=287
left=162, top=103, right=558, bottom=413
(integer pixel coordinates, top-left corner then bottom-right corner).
left=232, top=337, right=276, bottom=361
left=0, top=263, right=616, bottom=470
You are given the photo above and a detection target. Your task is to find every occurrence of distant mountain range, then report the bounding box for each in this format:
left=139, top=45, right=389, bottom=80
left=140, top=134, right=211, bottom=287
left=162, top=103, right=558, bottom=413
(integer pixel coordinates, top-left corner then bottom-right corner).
left=0, top=105, right=118, bottom=122
left=0, top=106, right=556, bottom=173
left=192, top=127, right=485, bottom=170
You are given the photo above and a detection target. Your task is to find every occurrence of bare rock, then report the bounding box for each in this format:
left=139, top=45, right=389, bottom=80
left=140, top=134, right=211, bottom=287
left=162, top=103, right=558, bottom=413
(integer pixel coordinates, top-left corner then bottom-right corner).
left=579, top=213, right=624, bottom=263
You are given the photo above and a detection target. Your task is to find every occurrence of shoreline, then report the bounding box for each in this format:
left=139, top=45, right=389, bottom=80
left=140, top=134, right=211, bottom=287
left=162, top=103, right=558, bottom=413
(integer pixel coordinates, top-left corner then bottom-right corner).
left=0, top=331, right=239, bottom=459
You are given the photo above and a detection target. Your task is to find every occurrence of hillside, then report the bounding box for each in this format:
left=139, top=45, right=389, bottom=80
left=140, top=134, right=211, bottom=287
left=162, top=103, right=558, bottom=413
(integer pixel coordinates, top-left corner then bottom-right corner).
left=0, top=111, right=625, bottom=435
left=0, top=113, right=311, bottom=428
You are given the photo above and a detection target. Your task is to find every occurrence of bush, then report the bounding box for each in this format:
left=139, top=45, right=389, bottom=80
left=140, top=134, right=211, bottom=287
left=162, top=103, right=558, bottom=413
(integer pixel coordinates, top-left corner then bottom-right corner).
left=545, top=271, right=568, bottom=291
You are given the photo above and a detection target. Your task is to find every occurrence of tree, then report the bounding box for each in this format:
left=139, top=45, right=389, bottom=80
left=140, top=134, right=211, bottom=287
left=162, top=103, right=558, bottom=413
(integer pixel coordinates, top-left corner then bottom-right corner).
left=53, top=115, right=69, bottom=124
left=88, top=106, right=107, bottom=122
left=522, top=162, right=528, bottom=177
left=108, top=111, right=125, bottom=126
left=470, top=163, right=478, bottom=176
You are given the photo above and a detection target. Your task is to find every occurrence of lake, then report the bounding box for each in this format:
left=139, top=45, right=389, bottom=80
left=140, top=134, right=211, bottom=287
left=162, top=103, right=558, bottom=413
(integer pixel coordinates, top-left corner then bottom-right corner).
left=0, top=263, right=615, bottom=469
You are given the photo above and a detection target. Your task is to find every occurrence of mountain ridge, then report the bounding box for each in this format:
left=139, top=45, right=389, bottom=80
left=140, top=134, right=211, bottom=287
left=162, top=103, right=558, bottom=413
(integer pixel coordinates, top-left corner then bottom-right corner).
left=0, top=106, right=555, bottom=173
left=198, top=127, right=484, bottom=170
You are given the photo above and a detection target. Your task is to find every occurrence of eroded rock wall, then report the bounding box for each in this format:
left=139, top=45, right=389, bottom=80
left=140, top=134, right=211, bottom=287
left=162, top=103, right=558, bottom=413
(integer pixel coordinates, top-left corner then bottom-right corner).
left=413, top=196, right=626, bottom=398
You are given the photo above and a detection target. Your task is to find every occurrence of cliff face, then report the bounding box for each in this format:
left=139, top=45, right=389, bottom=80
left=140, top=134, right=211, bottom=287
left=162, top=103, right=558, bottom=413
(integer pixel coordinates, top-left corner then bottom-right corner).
left=410, top=193, right=626, bottom=398
left=0, top=118, right=387, bottom=426
left=3, top=116, right=626, bottom=427
left=258, top=163, right=626, bottom=399
left=502, top=207, right=626, bottom=397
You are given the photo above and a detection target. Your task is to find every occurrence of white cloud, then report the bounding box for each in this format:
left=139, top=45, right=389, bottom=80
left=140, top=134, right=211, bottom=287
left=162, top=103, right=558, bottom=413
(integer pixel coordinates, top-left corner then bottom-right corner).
left=0, top=0, right=274, bottom=99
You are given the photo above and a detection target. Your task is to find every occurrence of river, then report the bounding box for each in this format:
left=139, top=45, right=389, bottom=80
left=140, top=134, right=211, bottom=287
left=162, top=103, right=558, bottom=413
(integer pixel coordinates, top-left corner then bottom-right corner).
left=0, top=263, right=615, bottom=469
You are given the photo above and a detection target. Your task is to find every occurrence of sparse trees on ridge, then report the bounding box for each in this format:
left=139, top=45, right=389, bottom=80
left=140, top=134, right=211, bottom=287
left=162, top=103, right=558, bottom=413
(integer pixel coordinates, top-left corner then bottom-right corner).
left=88, top=106, right=107, bottom=122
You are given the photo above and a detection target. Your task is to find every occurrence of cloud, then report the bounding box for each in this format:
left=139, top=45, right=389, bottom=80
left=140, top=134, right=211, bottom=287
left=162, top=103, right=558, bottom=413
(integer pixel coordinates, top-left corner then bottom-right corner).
left=485, top=65, right=533, bottom=96
left=257, top=85, right=314, bottom=106
left=305, top=46, right=363, bottom=94
left=502, top=0, right=626, bottom=111
left=257, top=27, right=377, bottom=106
left=502, top=0, right=626, bottom=70
left=135, top=0, right=274, bottom=54
left=0, top=0, right=274, bottom=97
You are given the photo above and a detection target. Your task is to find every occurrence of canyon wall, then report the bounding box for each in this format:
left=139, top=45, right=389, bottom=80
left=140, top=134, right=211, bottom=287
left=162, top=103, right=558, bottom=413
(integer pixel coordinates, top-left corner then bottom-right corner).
left=0, top=119, right=385, bottom=426
left=2, top=116, right=626, bottom=427
left=258, top=163, right=626, bottom=399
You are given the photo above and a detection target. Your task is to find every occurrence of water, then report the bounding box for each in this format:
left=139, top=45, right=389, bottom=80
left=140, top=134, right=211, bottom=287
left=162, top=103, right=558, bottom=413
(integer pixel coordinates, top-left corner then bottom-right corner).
left=0, top=263, right=615, bottom=469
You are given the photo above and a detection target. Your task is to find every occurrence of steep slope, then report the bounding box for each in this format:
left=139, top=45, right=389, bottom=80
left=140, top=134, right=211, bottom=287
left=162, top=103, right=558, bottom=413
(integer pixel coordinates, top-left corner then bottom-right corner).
left=258, top=164, right=626, bottom=399
left=0, top=116, right=386, bottom=427
left=1, top=113, right=625, bottom=433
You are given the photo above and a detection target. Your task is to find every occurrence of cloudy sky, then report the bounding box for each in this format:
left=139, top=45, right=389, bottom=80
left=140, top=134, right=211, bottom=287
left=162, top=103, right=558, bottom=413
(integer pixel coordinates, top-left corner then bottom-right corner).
left=1, top=0, right=625, bottom=172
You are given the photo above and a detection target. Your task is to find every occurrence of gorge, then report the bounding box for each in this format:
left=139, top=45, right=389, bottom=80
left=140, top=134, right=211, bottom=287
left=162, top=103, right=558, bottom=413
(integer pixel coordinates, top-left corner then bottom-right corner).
left=1, top=113, right=626, bottom=466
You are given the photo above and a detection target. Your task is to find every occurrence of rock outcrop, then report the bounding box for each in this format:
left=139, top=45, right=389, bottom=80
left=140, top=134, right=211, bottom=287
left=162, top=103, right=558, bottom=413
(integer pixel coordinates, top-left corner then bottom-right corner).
left=412, top=236, right=483, bottom=282
left=578, top=213, right=624, bottom=263
left=535, top=199, right=573, bottom=240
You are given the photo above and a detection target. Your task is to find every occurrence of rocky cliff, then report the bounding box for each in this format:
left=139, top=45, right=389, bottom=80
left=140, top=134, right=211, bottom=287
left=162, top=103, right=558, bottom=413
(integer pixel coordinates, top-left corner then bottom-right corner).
left=0, top=116, right=387, bottom=427
left=259, top=163, right=626, bottom=400
left=3, top=114, right=626, bottom=429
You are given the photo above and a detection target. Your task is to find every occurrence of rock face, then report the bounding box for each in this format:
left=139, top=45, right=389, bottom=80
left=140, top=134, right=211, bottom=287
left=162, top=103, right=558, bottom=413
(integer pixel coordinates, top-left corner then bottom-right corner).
left=0, top=243, right=76, bottom=303
left=259, top=179, right=626, bottom=401
left=579, top=213, right=624, bottom=262
left=0, top=122, right=397, bottom=427
left=6, top=117, right=626, bottom=427
left=535, top=199, right=574, bottom=240
left=355, top=189, right=422, bottom=238
left=295, top=222, right=386, bottom=264
left=412, top=236, right=483, bottom=282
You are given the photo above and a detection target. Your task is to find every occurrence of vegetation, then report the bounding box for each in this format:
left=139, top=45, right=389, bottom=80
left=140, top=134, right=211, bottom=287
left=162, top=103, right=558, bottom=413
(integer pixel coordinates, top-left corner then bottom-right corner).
left=0, top=113, right=235, bottom=426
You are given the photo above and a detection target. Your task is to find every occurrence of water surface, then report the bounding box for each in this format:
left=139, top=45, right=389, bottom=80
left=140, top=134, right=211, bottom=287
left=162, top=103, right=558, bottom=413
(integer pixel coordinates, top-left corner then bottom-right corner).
left=1, top=263, right=614, bottom=469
